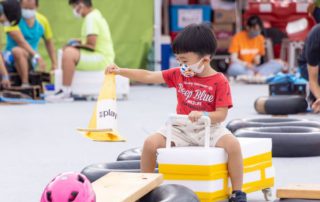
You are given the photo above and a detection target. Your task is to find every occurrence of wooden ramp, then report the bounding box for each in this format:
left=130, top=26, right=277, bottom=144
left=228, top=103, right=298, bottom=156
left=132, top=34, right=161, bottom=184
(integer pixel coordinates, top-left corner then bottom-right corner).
left=277, top=184, right=320, bottom=199
left=92, top=172, right=163, bottom=202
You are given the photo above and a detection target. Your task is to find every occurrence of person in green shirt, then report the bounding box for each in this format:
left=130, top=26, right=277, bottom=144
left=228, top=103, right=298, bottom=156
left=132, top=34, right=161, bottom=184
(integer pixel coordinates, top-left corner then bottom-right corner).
left=46, top=0, right=115, bottom=102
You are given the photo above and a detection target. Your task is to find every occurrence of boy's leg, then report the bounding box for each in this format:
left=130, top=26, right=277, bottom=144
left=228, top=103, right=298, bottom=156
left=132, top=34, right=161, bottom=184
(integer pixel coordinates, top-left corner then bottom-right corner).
left=12, top=47, right=29, bottom=84
left=140, top=133, right=166, bottom=173
left=216, top=134, right=243, bottom=191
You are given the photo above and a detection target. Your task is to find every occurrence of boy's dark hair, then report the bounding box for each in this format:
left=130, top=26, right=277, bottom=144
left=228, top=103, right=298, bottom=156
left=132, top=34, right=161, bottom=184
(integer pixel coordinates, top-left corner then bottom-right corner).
left=172, top=23, right=217, bottom=58
left=68, top=0, right=92, bottom=7
left=1, top=0, right=21, bottom=26
left=247, top=15, right=263, bottom=30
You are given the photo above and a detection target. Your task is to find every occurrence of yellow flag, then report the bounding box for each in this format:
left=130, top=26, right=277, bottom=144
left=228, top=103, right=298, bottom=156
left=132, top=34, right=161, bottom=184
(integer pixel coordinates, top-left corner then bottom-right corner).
left=78, top=74, right=125, bottom=142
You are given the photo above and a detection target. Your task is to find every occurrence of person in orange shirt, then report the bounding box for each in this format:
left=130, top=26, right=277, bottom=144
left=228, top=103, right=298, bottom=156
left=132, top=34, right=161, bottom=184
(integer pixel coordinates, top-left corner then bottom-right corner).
left=227, top=15, right=283, bottom=77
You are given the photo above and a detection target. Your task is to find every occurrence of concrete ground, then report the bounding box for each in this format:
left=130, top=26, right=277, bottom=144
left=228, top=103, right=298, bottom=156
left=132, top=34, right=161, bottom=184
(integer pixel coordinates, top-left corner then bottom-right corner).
left=1, top=83, right=320, bottom=202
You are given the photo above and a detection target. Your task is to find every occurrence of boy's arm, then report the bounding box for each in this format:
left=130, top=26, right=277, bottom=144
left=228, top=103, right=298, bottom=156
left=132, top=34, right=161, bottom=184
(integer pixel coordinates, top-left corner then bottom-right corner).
left=206, top=107, right=228, bottom=123
left=106, top=64, right=165, bottom=84
left=188, top=107, right=228, bottom=124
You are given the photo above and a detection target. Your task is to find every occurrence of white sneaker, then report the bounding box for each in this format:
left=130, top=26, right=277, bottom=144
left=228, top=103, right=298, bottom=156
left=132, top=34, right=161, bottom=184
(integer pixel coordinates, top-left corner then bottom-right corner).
left=45, top=89, right=74, bottom=103
left=21, top=83, right=31, bottom=88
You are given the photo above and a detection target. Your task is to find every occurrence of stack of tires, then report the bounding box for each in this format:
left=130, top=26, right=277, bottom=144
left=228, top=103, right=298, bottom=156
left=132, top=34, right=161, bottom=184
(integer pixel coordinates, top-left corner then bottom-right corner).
left=227, top=117, right=320, bottom=157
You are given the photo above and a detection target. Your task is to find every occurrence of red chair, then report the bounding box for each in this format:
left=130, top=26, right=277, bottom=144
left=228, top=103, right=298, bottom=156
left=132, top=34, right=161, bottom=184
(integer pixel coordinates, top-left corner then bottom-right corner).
left=243, top=1, right=316, bottom=70
left=244, top=1, right=316, bottom=40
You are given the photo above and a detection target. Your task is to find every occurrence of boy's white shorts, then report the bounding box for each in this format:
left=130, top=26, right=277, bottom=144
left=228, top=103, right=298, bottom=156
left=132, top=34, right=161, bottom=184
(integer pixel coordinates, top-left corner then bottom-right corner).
left=157, top=121, right=232, bottom=147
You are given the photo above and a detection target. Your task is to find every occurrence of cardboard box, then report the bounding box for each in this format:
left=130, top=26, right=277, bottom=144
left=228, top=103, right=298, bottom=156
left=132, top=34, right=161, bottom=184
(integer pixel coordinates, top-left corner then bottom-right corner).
left=213, top=23, right=234, bottom=33
left=217, top=38, right=232, bottom=52
left=214, top=9, right=236, bottom=23
left=213, top=23, right=234, bottom=39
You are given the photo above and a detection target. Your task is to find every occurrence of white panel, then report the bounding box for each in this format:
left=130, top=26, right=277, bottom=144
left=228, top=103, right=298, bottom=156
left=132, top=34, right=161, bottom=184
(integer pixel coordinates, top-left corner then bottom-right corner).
left=96, top=100, right=118, bottom=130
left=243, top=170, right=261, bottom=184
left=259, top=3, right=272, bottom=12
left=296, top=3, right=308, bottom=13
left=265, top=166, right=275, bottom=179
left=157, top=147, right=228, bottom=165
left=158, top=138, right=272, bottom=165
left=238, top=138, right=272, bottom=158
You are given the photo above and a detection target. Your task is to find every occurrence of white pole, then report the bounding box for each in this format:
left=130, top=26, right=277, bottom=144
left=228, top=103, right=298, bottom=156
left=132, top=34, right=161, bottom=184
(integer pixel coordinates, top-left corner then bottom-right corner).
left=154, top=0, right=162, bottom=72
left=236, top=0, right=242, bottom=33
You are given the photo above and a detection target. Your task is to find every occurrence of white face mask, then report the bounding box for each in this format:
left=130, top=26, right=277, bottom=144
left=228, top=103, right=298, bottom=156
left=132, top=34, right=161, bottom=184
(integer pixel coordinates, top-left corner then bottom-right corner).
left=180, top=59, right=205, bottom=77
left=22, top=9, right=36, bottom=19
left=188, top=59, right=205, bottom=73
left=73, top=8, right=81, bottom=18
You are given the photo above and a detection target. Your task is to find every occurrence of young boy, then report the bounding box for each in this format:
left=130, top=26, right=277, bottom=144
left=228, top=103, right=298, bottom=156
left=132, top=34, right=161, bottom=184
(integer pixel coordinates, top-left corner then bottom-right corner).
left=106, top=24, right=247, bottom=202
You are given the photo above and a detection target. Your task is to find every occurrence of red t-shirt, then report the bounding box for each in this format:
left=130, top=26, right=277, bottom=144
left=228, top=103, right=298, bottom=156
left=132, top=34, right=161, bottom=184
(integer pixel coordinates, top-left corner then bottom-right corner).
left=162, top=68, right=233, bottom=115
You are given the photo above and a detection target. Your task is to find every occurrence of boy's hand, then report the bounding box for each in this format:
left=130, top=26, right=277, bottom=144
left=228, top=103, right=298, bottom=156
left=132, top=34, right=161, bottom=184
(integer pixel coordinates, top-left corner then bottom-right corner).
left=105, top=64, right=120, bottom=75
left=188, top=111, right=203, bottom=122
left=246, top=62, right=254, bottom=69
left=1, top=79, right=11, bottom=88
left=312, top=98, right=320, bottom=113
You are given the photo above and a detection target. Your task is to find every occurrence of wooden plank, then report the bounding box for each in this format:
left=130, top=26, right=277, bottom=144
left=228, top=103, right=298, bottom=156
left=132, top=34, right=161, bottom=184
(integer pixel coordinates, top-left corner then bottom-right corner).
left=6, top=86, right=41, bottom=100
left=93, top=172, right=163, bottom=202
left=277, top=184, right=320, bottom=199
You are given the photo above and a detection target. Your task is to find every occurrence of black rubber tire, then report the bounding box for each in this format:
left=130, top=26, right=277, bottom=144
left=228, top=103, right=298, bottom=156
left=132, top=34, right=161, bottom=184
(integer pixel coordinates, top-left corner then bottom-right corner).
left=81, top=160, right=158, bottom=182
left=226, top=118, right=320, bottom=133
left=117, top=147, right=142, bottom=161
left=274, top=199, right=320, bottom=202
left=254, top=95, right=308, bottom=115
left=139, top=184, right=199, bottom=202
left=235, top=126, right=320, bottom=157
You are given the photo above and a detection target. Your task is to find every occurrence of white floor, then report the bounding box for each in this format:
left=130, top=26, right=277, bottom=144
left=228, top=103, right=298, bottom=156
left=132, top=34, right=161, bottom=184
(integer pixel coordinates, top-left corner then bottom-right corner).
left=1, top=83, right=320, bottom=202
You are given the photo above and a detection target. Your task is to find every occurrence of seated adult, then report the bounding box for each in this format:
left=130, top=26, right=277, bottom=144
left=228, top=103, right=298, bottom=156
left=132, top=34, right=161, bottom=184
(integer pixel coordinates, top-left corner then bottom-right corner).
left=0, top=0, right=21, bottom=88
left=3, top=0, right=56, bottom=87
left=227, top=15, right=283, bottom=78
left=46, top=0, right=115, bottom=102
left=298, top=24, right=320, bottom=113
